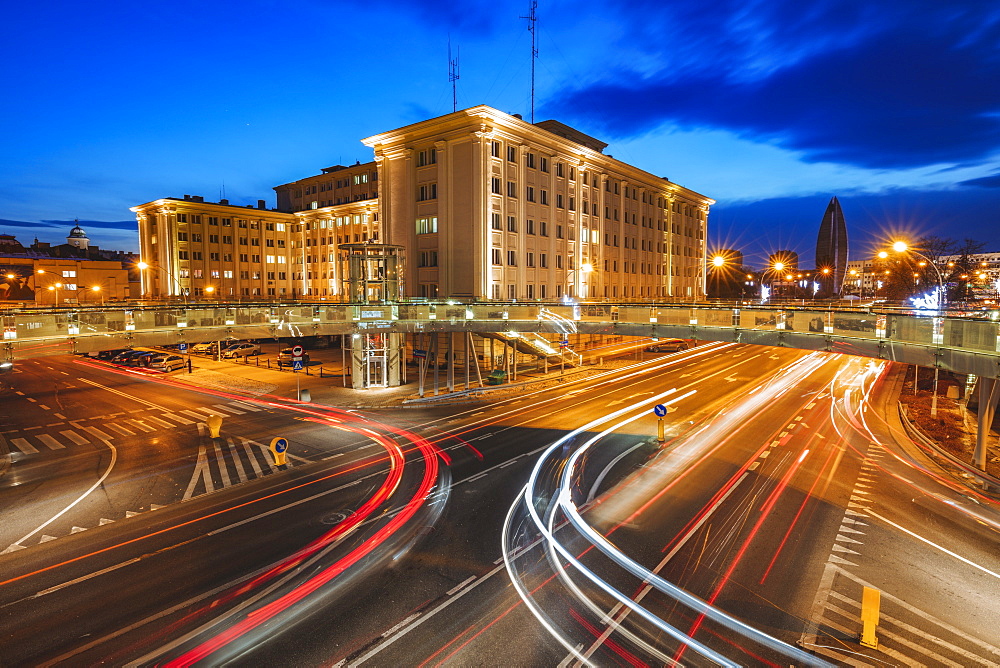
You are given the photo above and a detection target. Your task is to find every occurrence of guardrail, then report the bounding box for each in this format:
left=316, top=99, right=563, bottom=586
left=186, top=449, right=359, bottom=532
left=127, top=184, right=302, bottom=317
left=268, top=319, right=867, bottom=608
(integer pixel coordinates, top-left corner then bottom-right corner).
left=2, top=301, right=999, bottom=378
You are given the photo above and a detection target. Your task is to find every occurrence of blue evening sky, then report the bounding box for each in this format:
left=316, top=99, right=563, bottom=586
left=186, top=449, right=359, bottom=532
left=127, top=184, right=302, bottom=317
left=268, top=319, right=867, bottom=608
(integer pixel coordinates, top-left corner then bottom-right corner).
left=1, top=0, right=998, bottom=268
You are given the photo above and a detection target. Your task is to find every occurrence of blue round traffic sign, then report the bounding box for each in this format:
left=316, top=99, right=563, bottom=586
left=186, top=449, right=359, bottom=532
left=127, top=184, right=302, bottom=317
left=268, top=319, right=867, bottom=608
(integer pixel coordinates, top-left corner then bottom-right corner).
left=653, top=404, right=668, bottom=417
left=273, top=438, right=288, bottom=453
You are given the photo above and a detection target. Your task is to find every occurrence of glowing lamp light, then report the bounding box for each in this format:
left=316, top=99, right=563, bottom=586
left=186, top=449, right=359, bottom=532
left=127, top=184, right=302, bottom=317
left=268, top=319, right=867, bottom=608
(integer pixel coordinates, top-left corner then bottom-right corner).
left=580, top=262, right=593, bottom=273
left=712, top=255, right=725, bottom=267
left=892, top=241, right=908, bottom=252
left=136, top=261, right=149, bottom=270
left=877, top=251, right=888, bottom=259
left=773, top=261, right=785, bottom=271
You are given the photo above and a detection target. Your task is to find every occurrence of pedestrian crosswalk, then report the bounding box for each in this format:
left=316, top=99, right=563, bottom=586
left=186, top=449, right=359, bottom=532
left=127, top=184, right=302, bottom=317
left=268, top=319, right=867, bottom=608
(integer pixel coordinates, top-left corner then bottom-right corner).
left=182, top=432, right=289, bottom=501
left=2, top=401, right=265, bottom=454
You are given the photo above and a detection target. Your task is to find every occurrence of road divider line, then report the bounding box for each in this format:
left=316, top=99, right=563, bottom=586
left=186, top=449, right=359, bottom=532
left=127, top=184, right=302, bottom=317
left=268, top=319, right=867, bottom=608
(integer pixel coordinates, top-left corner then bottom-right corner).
left=868, top=510, right=1000, bottom=581
left=77, top=379, right=169, bottom=411
left=36, top=558, right=142, bottom=597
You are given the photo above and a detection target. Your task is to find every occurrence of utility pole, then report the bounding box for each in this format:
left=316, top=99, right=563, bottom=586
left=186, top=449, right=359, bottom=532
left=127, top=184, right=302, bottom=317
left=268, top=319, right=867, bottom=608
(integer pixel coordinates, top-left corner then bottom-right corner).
left=448, top=38, right=460, bottom=113
left=521, top=0, right=538, bottom=123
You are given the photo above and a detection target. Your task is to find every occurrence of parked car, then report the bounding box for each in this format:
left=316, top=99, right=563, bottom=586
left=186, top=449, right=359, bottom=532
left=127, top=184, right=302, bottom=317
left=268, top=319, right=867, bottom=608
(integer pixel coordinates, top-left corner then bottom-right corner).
left=0, top=360, right=13, bottom=374
left=191, top=342, right=217, bottom=354
left=221, top=342, right=261, bottom=358
left=147, top=354, right=186, bottom=372
left=96, top=348, right=131, bottom=361
left=645, top=339, right=690, bottom=353
left=277, top=348, right=310, bottom=366
left=114, top=350, right=157, bottom=367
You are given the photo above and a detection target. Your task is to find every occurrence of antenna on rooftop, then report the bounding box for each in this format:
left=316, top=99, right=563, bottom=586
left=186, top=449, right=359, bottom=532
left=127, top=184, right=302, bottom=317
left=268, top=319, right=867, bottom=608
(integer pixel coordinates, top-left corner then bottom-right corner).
left=521, top=0, right=538, bottom=123
left=448, top=37, right=460, bottom=113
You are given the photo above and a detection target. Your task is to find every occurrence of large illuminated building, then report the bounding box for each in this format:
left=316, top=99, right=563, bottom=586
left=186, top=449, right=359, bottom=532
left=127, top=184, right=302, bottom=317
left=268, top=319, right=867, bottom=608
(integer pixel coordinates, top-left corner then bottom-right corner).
left=132, top=105, right=713, bottom=302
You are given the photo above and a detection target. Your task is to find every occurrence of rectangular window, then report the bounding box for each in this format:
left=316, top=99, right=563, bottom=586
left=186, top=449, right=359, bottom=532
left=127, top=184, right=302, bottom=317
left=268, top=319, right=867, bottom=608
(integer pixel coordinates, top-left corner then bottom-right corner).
left=211, top=269, right=220, bottom=279
left=507, top=216, right=518, bottom=232
left=192, top=269, right=203, bottom=278
left=177, top=214, right=187, bottom=223
left=525, top=152, right=535, bottom=169
left=526, top=252, right=534, bottom=267
left=416, top=216, right=439, bottom=234
left=177, top=250, right=189, bottom=260
left=540, top=157, right=549, bottom=173
left=265, top=239, right=274, bottom=247
left=556, top=163, right=564, bottom=177
left=209, top=234, right=219, bottom=243
left=540, top=253, right=547, bottom=268
left=492, top=248, right=502, bottom=265
left=491, top=141, right=500, bottom=157
left=239, top=253, right=248, bottom=262
left=417, top=183, right=437, bottom=201
left=209, top=252, right=220, bottom=261
left=556, top=255, right=563, bottom=269
left=507, top=250, right=517, bottom=266
left=507, top=181, right=517, bottom=198
left=266, top=255, right=276, bottom=264
left=224, top=270, right=234, bottom=278
left=556, top=194, right=564, bottom=209
left=208, top=217, right=218, bottom=226
left=491, top=177, right=501, bottom=194
left=525, top=186, right=535, bottom=202
left=507, top=146, right=517, bottom=162
left=526, top=219, right=535, bottom=235
left=569, top=197, right=575, bottom=211
left=556, top=225, right=564, bottom=239
left=540, top=190, right=548, bottom=205
left=540, top=221, right=548, bottom=236
left=61, top=270, right=76, bottom=278
left=491, top=212, right=502, bottom=230
left=222, top=218, right=232, bottom=226
left=177, top=232, right=188, bottom=241
left=417, top=148, right=437, bottom=167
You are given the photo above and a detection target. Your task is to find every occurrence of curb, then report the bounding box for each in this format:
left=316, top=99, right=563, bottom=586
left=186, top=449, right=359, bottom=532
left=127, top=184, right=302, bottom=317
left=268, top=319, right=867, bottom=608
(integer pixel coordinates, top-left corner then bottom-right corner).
left=897, top=401, right=1000, bottom=492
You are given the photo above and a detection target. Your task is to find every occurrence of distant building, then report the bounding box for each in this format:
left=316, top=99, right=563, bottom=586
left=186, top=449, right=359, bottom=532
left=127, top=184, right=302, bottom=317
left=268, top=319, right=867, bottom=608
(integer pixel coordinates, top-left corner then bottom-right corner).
left=815, top=196, right=848, bottom=295
left=0, top=223, right=137, bottom=303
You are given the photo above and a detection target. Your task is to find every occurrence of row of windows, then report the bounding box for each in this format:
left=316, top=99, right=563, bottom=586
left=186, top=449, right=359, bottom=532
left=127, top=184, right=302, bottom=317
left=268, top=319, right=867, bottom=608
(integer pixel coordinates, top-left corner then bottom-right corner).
left=176, top=251, right=288, bottom=264
left=175, top=214, right=285, bottom=232
left=309, top=192, right=377, bottom=208
left=296, top=172, right=377, bottom=197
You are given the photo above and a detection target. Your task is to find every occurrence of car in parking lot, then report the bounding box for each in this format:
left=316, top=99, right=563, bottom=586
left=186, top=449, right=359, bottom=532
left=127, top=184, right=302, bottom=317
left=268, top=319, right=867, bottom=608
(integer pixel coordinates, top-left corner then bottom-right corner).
left=147, top=354, right=186, bottom=372
left=277, top=348, right=310, bottom=366
left=221, top=342, right=261, bottom=358
left=111, top=349, right=156, bottom=366
left=645, top=339, right=690, bottom=353
left=96, top=348, right=131, bottom=361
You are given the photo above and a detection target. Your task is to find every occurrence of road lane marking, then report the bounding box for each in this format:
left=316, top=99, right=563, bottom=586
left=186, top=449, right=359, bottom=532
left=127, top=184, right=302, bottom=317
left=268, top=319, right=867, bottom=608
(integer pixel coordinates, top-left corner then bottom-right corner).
left=231, top=400, right=263, bottom=412
left=38, top=404, right=50, bottom=410
left=226, top=439, right=248, bottom=483
left=213, top=442, right=232, bottom=488
left=241, top=440, right=264, bottom=477
left=587, top=441, right=647, bottom=502
left=869, top=510, right=1000, bottom=581
left=105, top=423, right=135, bottom=436
left=10, top=438, right=38, bottom=454
left=160, top=413, right=194, bottom=425
left=36, top=434, right=66, bottom=450
left=77, top=379, right=169, bottom=411
left=213, top=403, right=244, bottom=414
left=27, top=397, right=37, bottom=403
left=446, top=576, right=477, bottom=596
left=53, top=413, right=66, bottom=420
left=6, top=436, right=117, bottom=551
left=36, top=558, right=142, bottom=597
left=181, top=409, right=210, bottom=421
left=60, top=430, right=89, bottom=445
left=83, top=426, right=113, bottom=440
left=198, top=407, right=229, bottom=417
left=182, top=445, right=213, bottom=501
left=141, top=416, right=173, bottom=429
left=127, top=419, right=156, bottom=433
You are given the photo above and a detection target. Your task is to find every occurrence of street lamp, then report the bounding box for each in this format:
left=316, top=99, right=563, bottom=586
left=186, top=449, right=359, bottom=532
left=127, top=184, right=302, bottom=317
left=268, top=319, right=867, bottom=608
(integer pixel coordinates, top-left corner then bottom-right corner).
left=888, top=241, right=945, bottom=308
left=136, top=260, right=184, bottom=302
left=566, top=262, right=593, bottom=300
left=91, top=285, right=104, bottom=305
left=204, top=285, right=216, bottom=301
left=47, top=282, right=63, bottom=306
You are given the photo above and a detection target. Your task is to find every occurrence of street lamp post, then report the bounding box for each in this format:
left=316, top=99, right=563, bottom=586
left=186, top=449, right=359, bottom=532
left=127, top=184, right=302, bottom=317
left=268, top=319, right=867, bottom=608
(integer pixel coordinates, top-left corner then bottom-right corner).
left=136, top=261, right=185, bottom=303
left=890, top=241, right=947, bottom=417
left=46, top=282, right=63, bottom=306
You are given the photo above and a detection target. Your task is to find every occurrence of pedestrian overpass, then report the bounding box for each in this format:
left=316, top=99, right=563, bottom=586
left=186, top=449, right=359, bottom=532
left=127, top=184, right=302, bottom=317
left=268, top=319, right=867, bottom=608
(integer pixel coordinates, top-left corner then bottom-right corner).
left=4, top=301, right=999, bottom=466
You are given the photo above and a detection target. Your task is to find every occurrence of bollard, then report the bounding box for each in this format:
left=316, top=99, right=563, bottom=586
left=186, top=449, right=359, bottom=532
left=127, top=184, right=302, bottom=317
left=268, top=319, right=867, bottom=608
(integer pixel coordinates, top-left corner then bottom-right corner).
left=657, top=417, right=665, bottom=442
left=299, top=388, right=311, bottom=402
left=206, top=414, right=223, bottom=438
left=860, top=586, right=880, bottom=649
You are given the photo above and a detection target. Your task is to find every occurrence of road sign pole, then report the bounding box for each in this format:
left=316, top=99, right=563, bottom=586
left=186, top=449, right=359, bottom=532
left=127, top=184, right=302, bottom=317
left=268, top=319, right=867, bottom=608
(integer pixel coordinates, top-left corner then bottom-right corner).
left=657, top=417, right=665, bottom=442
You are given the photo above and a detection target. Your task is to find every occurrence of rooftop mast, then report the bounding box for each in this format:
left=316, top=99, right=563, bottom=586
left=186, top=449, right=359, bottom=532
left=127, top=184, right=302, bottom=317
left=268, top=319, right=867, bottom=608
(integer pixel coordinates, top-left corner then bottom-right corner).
left=521, top=1, right=538, bottom=122
left=448, top=38, right=460, bottom=113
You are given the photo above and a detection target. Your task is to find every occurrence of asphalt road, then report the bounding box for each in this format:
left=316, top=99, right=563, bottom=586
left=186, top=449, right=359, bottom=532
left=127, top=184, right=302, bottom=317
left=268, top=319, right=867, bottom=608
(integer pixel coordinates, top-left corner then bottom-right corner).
left=1, top=345, right=998, bottom=666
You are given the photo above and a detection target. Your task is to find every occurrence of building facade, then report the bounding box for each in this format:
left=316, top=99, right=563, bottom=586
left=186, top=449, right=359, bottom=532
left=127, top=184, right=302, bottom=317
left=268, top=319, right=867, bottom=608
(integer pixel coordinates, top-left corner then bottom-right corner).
left=815, top=196, right=848, bottom=295
left=132, top=105, right=713, bottom=302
